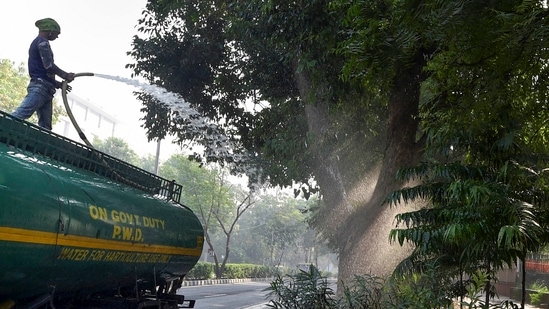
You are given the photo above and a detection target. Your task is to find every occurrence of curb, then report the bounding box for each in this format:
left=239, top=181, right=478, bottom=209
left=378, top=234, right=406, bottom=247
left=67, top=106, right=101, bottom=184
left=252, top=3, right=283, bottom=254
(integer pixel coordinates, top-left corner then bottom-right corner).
left=242, top=304, right=269, bottom=309
left=181, top=277, right=272, bottom=287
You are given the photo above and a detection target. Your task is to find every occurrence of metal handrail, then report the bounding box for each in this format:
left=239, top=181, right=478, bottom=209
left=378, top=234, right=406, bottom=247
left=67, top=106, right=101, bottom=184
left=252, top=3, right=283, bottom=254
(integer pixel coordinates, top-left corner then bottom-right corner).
left=0, top=110, right=182, bottom=202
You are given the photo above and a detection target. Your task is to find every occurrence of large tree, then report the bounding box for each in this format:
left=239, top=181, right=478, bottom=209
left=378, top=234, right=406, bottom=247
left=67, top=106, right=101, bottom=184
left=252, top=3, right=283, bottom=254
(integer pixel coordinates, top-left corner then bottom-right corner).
left=128, top=0, right=549, bottom=285
left=129, top=0, right=390, bottom=284
left=387, top=2, right=549, bottom=306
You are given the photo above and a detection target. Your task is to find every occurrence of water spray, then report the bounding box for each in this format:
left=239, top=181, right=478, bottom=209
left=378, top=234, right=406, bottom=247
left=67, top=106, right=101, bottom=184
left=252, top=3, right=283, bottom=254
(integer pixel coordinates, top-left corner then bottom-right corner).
left=90, top=74, right=235, bottom=158
left=60, top=72, right=161, bottom=193
left=61, top=73, right=259, bottom=184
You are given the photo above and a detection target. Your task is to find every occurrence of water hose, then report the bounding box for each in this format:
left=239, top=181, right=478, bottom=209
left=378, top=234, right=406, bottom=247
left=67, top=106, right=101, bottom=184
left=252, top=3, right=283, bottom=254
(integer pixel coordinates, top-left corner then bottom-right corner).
left=60, top=73, right=163, bottom=196
left=61, top=72, right=94, bottom=148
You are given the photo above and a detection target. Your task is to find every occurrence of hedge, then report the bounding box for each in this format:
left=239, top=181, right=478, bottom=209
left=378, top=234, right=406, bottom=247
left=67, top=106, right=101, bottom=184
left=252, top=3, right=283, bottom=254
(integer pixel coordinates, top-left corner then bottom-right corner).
left=185, top=262, right=284, bottom=280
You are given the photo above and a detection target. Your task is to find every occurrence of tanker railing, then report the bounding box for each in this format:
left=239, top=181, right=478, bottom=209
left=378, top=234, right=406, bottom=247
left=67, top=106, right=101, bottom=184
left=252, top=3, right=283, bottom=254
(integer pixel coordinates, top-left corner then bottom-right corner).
left=0, top=110, right=182, bottom=203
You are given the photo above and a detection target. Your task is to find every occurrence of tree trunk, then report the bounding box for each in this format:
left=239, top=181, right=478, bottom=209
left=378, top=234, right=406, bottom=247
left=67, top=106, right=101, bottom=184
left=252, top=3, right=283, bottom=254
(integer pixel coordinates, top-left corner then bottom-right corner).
left=521, top=254, right=525, bottom=309
left=293, top=61, right=352, bottom=249
left=293, top=53, right=426, bottom=287
left=484, top=263, right=491, bottom=309
left=337, top=56, right=425, bottom=284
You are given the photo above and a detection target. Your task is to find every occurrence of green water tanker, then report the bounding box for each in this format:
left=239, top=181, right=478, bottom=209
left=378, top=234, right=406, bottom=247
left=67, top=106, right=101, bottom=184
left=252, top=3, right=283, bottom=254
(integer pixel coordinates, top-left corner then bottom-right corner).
left=0, top=110, right=204, bottom=308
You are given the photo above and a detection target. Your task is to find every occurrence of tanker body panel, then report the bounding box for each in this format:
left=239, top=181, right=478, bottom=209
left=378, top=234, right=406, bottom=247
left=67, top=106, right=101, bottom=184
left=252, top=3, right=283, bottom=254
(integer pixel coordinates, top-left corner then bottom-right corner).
left=0, top=111, right=204, bottom=307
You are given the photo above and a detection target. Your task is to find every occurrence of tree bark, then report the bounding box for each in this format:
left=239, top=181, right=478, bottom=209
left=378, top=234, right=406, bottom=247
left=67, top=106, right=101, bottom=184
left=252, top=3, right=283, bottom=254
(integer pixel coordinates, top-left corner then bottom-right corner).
left=293, top=61, right=352, bottom=246
left=336, top=54, right=426, bottom=284
left=294, top=51, right=425, bottom=285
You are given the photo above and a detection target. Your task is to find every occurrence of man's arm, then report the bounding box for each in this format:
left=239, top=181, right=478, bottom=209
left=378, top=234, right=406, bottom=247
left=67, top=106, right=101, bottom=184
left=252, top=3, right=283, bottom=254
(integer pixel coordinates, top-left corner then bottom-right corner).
left=52, top=64, right=74, bottom=82
left=37, top=40, right=74, bottom=82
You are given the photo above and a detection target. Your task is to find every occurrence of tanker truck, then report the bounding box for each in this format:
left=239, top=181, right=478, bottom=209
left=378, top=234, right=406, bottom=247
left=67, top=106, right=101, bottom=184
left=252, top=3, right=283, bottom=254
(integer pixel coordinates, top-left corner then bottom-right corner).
left=0, top=110, right=204, bottom=308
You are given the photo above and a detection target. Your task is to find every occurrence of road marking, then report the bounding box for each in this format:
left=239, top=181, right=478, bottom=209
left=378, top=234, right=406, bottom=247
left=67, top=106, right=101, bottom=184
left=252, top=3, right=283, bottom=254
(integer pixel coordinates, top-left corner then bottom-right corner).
left=204, top=294, right=228, bottom=298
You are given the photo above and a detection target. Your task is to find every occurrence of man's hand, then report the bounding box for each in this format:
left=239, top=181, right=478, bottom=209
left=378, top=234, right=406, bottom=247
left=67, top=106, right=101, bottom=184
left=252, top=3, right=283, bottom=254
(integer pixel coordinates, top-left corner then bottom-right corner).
left=65, top=73, right=75, bottom=83
left=56, top=81, right=72, bottom=92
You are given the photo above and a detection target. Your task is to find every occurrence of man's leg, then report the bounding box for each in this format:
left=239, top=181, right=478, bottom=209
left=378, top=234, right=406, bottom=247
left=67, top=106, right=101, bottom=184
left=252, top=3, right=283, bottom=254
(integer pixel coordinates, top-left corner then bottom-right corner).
left=36, top=100, right=53, bottom=130
left=12, top=81, right=54, bottom=129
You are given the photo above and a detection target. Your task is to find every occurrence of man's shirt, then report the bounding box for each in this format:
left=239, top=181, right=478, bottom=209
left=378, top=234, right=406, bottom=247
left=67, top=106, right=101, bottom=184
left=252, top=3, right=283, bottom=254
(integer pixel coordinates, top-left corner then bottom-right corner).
left=28, top=35, right=56, bottom=87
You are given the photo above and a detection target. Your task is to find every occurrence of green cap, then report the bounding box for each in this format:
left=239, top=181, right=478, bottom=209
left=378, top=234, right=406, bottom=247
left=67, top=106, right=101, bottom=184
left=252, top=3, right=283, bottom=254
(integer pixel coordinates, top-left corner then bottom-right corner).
left=35, top=18, right=61, bottom=33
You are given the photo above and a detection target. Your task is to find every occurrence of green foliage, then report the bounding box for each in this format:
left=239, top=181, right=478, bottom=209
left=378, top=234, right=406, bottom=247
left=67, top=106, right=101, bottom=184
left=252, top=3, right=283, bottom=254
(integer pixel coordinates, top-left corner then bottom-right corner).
left=0, top=59, right=27, bottom=113
left=161, top=157, right=237, bottom=251
left=138, top=154, right=158, bottom=174
left=337, top=274, right=386, bottom=309
left=265, top=264, right=336, bottom=309
left=422, top=1, right=549, bottom=160
left=266, top=270, right=392, bottom=309
left=388, top=264, right=455, bottom=309
left=383, top=4, right=549, bottom=307
left=223, top=263, right=275, bottom=279
left=160, top=154, right=326, bottom=275
left=160, top=154, right=255, bottom=279
left=458, top=271, right=490, bottom=308
left=0, top=59, right=65, bottom=125
left=128, top=0, right=384, bottom=193
left=159, top=154, right=232, bottom=218
left=232, top=193, right=312, bottom=266
left=528, top=280, right=549, bottom=306
left=186, top=262, right=215, bottom=279
left=93, top=136, right=140, bottom=166
left=451, top=270, right=517, bottom=309
left=186, top=262, right=278, bottom=279
left=265, top=267, right=522, bottom=308
left=387, top=159, right=547, bottom=306
left=130, top=0, right=549, bottom=294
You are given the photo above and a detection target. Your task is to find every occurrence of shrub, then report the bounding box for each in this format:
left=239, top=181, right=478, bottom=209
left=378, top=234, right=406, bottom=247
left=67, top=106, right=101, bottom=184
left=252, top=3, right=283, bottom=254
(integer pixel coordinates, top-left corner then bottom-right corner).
left=264, top=266, right=522, bottom=309
left=186, top=262, right=279, bottom=279
left=186, top=262, right=214, bottom=279
left=265, top=264, right=336, bottom=309
left=337, top=274, right=387, bottom=309
left=529, top=280, right=549, bottom=306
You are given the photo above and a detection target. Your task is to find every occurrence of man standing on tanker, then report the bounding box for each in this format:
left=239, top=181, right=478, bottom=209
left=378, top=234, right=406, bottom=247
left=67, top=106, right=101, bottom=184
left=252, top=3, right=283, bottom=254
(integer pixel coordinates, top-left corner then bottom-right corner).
left=12, top=18, right=75, bottom=130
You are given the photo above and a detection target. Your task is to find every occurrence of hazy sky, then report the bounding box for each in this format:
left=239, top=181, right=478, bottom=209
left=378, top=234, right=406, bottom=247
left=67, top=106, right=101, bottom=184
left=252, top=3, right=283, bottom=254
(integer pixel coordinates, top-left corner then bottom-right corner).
left=0, top=0, right=182, bottom=158
left=1, top=0, right=146, bottom=77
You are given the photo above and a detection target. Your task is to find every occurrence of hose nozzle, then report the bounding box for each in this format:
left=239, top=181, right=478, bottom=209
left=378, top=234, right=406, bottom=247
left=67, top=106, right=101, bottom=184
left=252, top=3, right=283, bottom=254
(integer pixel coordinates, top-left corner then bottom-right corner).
left=74, top=72, right=94, bottom=78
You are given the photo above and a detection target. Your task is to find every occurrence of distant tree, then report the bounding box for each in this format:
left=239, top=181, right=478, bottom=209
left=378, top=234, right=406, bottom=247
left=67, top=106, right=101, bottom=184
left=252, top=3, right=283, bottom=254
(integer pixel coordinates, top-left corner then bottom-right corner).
left=93, top=136, right=140, bottom=166
left=211, top=183, right=257, bottom=278
left=0, top=59, right=27, bottom=113
left=160, top=154, right=256, bottom=278
left=139, top=154, right=158, bottom=174
left=0, top=59, right=65, bottom=124
left=233, top=192, right=311, bottom=267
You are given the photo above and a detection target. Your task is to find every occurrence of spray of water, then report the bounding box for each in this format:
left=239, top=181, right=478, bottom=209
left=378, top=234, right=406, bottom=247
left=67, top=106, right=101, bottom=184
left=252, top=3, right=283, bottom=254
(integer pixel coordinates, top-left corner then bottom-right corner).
left=93, top=74, right=258, bottom=181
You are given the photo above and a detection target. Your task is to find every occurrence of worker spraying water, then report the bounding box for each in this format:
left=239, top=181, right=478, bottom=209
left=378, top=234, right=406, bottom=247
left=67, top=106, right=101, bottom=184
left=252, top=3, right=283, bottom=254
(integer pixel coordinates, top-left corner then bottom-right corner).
left=12, top=17, right=76, bottom=130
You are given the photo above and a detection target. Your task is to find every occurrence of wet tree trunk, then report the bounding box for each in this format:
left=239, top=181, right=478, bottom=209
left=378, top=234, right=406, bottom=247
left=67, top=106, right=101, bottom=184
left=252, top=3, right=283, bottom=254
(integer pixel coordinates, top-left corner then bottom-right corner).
left=340, top=56, right=426, bottom=285
left=336, top=55, right=426, bottom=283
left=293, top=62, right=352, bottom=251
left=294, top=52, right=426, bottom=285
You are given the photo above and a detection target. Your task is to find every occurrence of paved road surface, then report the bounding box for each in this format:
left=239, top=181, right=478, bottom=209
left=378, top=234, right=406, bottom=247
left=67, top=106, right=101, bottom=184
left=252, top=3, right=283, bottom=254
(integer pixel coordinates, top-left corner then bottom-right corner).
left=179, top=281, right=271, bottom=309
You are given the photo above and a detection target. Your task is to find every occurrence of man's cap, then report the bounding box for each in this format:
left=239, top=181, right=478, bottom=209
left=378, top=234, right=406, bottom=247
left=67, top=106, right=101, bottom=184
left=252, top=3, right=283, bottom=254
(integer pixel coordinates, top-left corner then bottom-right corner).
left=35, top=18, right=61, bottom=33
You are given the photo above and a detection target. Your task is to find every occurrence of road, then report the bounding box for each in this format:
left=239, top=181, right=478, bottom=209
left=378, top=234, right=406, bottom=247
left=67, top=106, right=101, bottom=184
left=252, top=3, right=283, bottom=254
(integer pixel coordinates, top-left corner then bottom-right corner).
left=178, top=281, right=271, bottom=309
